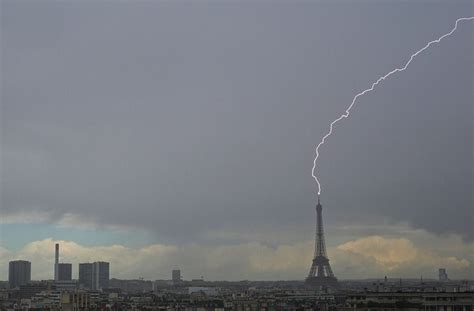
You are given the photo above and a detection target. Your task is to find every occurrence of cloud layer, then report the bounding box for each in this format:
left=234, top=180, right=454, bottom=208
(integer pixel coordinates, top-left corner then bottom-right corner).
left=1, top=1, right=472, bottom=283
left=2, top=1, right=473, bottom=246
left=2, top=231, right=472, bottom=281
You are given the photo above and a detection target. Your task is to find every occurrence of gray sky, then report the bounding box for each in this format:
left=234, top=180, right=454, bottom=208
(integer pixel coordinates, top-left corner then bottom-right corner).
left=1, top=0, right=473, bottom=280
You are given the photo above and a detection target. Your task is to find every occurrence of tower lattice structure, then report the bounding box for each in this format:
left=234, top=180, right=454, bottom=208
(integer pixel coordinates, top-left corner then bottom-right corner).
left=306, top=196, right=338, bottom=288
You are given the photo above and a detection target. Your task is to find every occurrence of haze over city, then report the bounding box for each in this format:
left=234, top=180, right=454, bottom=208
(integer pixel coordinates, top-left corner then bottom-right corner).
left=1, top=0, right=473, bottom=284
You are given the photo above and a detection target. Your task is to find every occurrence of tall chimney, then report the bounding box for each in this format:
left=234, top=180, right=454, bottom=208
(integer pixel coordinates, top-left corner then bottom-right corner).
left=54, top=243, right=59, bottom=281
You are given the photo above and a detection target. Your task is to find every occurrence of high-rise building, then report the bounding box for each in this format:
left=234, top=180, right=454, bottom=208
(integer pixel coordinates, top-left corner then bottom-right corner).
left=439, top=268, right=449, bottom=281
left=79, top=262, right=109, bottom=289
left=58, top=263, right=72, bottom=281
left=79, top=263, right=93, bottom=289
left=92, top=261, right=109, bottom=290
left=8, top=260, right=31, bottom=288
left=172, top=269, right=181, bottom=283
left=306, top=196, right=338, bottom=288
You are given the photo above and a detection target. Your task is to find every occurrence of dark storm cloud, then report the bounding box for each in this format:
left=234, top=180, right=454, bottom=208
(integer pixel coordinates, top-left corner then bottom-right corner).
left=1, top=1, right=473, bottom=242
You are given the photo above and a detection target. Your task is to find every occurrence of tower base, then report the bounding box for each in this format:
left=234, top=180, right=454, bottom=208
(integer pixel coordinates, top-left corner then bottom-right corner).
left=305, top=276, right=339, bottom=289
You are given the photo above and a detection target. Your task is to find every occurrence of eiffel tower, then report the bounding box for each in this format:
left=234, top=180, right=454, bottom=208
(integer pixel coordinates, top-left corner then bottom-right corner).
left=306, top=196, right=338, bottom=288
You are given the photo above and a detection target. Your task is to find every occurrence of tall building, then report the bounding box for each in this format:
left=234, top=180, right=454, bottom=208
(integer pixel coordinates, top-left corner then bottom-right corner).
left=79, top=263, right=93, bottom=289
left=9, top=260, right=31, bottom=288
left=92, top=261, right=109, bottom=290
left=54, top=243, right=59, bottom=281
left=439, top=268, right=449, bottom=281
left=58, top=263, right=72, bottom=281
left=306, top=196, right=338, bottom=288
left=172, top=269, right=181, bottom=283
left=79, top=262, right=109, bottom=289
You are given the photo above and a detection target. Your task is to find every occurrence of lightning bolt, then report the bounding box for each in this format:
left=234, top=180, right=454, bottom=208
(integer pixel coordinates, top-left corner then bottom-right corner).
left=312, top=16, right=474, bottom=197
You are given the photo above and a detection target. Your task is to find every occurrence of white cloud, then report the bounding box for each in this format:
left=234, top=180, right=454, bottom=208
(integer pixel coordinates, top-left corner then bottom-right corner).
left=0, top=211, right=135, bottom=233
left=0, top=211, right=51, bottom=224
left=337, top=236, right=419, bottom=270
left=333, top=235, right=471, bottom=278
left=0, top=239, right=307, bottom=281
left=56, top=213, right=135, bottom=233
left=0, top=231, right=472, bottom=281
left=4, top=239, right=178, bottom=281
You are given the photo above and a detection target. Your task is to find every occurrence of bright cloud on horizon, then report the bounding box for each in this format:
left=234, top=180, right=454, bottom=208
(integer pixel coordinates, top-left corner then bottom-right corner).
left=1, top=233, right=472, bottom=281
left=335, top=236, right=471, bottom=274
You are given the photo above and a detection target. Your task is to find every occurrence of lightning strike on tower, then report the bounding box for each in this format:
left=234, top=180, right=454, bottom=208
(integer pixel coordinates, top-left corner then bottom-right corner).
left=311, top=16, right=474, bottom=197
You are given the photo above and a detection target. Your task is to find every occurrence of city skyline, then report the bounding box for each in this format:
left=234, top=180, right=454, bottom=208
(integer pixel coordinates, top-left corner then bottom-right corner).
left=1, top=1, right=473, bottom=282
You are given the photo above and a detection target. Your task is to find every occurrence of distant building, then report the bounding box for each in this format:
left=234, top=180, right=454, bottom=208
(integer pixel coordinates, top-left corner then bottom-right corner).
left=346, top=292, right=474, bottom=310
left=108, top=278, right=153, bottom=293
left=58, top=263, right=72, bottom=281
left=439, top=268, right=449, bottom=281
left=79, top=262, right=109, bottom=290
left=60, top=290, right=91, bottom=310
left=188, top=287, right=218, bottom=296
left=152, top=279, right=169, bottom=291
left=54, top=243, right=59, bottom=281
left=9, top=260, right=31, bottom=288
left=172, top=269, right=181, bottom=283
left=54, top=280, right=78, bottom=292
left=17, top=281, right=49, bottom=299
left=79, top=263, right=93, bottom=289
left=92, top=261, right=109, bottom=290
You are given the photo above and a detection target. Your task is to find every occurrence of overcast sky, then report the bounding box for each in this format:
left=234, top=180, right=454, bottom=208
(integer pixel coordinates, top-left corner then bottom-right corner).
left=1, top=0, right=473, bottom=281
